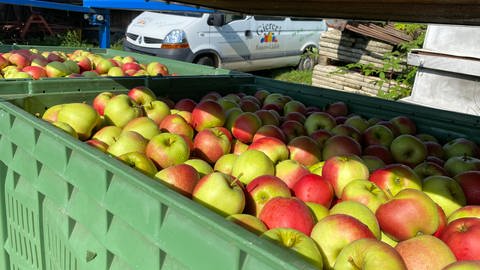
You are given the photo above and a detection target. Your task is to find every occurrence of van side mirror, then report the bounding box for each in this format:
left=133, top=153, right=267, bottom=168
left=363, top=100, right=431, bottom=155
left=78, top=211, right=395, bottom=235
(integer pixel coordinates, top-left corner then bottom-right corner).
left=207, top=14, right=225, bottom=26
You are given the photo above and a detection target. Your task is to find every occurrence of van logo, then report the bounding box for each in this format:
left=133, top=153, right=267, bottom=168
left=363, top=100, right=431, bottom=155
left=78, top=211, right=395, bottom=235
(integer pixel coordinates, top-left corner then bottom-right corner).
left=260, top=32, right=278, bottom=43
left=256, top=23, right=281, bottom=49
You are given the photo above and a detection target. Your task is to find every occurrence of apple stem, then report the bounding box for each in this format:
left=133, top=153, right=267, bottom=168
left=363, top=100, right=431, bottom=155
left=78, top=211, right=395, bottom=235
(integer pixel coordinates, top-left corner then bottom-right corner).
left=347, top=256, right=361, bottom=270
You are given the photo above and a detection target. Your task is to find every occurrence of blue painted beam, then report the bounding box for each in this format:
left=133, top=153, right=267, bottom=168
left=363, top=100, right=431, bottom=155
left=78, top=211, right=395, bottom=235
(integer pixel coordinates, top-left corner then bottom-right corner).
left=0, top=0, right=99, bottom=13
left=83, top=0, right=211, bottom=12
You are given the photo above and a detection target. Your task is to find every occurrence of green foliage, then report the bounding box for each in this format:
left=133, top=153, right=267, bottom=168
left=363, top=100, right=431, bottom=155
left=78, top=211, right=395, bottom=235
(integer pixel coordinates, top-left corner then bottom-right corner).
left=274, top=69, right=312, bottom=85
left=60, top=30, right=91, bottom=47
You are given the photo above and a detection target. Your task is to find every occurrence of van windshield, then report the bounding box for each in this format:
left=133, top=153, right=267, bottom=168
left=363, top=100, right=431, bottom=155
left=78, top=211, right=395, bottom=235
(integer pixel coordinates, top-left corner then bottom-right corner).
left=150, top=11, right=204, bottom=17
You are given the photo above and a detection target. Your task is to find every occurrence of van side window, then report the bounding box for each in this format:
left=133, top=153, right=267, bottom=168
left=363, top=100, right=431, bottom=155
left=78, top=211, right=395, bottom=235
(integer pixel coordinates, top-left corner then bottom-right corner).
left=290, top=17, right=323, bottom=21
left=224, top=14, right=246, bottom=24
left=253, top=16, right=285, bottom=21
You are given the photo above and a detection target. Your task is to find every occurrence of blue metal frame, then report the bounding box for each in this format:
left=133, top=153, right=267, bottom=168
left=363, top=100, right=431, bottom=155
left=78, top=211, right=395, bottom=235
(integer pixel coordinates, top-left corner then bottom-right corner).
left=0, top=0, right=211, bottom=48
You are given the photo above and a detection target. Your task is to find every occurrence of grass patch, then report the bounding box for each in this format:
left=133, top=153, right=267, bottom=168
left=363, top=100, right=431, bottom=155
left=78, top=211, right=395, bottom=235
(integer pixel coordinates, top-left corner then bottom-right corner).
left=250, top=67, right=312, bottom=85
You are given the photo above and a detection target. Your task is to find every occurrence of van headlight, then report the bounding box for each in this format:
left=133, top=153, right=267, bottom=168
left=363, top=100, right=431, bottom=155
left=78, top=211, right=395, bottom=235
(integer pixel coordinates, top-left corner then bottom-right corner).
left=162, top=30, right=189, bottom=48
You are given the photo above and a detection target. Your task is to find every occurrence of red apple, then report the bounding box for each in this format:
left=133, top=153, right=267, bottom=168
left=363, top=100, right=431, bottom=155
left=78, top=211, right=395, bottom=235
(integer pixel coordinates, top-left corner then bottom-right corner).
left=275, top=159, right=311, bottom=188
left=322, top=135, right=362, bottom=161
left=128, top=86, right=156, bottom=106
left=325, top=101, right=348, bottom=117
left=248, top=136, right=289, bottom=164
left=322, top=154, right=370, bottom=198
left=253, top=124, right=286, bottom=143
left=441, top=217, right=480, bottom=261
left=389, top=115, right=417, bottom=135
left=280, top=120, right=307, bottom=142
left=159, top=114, right=194, bottom=140
left=245, top=175, right=291, bottom=217
left=363, top=144, right=394, bottom=164
left=154, top=164, right=199, bottom=197
left=22, top=66, right=46, bottom=80
left=231, top=112, right=262, bottom=144
left=292, top=173, right=334, bottom=208
left=193, top=127, right=231, bottom=164
left=92, top=91, right=114, bottom=116
left=454, top=171, right=480, bottom=205
left=369, top=163, right=422, bottom=197
left=191, top=100, right=225, bottom=132
left=174, top=98, right=197, bottom=112
left=288, top=136, right=322, bottom=166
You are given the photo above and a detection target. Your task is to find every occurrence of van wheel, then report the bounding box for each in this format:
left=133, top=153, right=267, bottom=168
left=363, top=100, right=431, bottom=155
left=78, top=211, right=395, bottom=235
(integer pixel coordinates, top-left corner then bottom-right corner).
left=298, top=54, right=317, bottom=71
left=195, top=56, right=216, bottom=67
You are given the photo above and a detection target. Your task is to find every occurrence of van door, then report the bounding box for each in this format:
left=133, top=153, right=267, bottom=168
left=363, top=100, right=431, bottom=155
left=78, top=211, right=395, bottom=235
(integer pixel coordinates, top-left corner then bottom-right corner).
left=207, top=14, right=252, bottom=70
left=248, top=16, right=286, bottom=67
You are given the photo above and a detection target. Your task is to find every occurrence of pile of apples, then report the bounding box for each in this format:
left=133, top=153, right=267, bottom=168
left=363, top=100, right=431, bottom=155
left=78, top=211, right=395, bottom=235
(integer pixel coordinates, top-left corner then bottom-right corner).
left=40, top=85, right=480, bottom=269
left=0, top=49, right=170, bottom=80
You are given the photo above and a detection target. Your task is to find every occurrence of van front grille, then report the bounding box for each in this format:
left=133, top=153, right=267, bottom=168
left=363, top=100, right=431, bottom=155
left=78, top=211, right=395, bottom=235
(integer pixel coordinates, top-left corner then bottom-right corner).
left=144, top=37, right=163, bottom=44
left=126, top=32, right=139, bottom=41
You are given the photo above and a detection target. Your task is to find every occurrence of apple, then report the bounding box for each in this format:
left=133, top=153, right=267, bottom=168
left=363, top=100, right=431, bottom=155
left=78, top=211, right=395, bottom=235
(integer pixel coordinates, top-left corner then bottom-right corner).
left=245, top=175, right=291, bottom=217
left=284, top=112, right=306, bottom=124
left=344, top=115, right=370, bottom=133
left=441, top=217, right=480, bottom=261
left=275, top=159, right=311, bottom=189
left=93, top=92, right=114, bottom=116
left=146, top=61, right=169, bottom=76
left=305, top=202, right=329, bottom=222
left=128, top=86, right=156, bottom=106
left=106, top=130, right=148, bottom=157
left=121, top=55, right=136, bottom=64
left=95, top=58, right=115, bottom=74
left=159, top=114, right=194, bottom=141
left=74, top=55, right=92, bottom=72
left=240, top=99, right=260, bottom=112
left=310, top=214, right=376, bottom=269
left=444, top=155, right=480, bottom=177
left=280, top=120, right=307, bottom=142
left=218, top=97, right=239, bottom=111
left=427, top=155, right=446, bottom=166
left=309, top=129, right=332, bottom=149
left=287, top=136, right=322, bottom=166
left=340, top=179, right=388, bottom=213
left=363, top=144, right=394, bottom=164
left=103, top=94, right=143, bottom=128
left=193, top=127, right=231, bottom=164
left=255, top=109, right=280, bottom=126
left=22, top=66, right=46, bottom=80
left=292, top=173, right=334, bottom=208
left=0, top=55, right=9, bottom=69
left=443, top=137, right=480, bottom=159
left=226, top=214, right=267, bottom=235
left=55, top=103, right=101, bottom=141
left=395, top=235, right=456, bottom=270
left=92, top=125, right=122, bottom=146
left=8, top=52, right=30, bottom=68
left=322, top=154, right=370, bottom=198
left=390, top=115, right=417, bottom=135
left=247, top=136, right=289, bottom=164
left=390, top=134, right=427, bottom=167
left=454, top=171, right=480, bottom=205
left=231, top=112, right=262, bottom=144
left=231, top=149, right=275, bottom=185
left=231, top=139, right=249, bottom=155
left=85, top=139, right=109, bottom=152
left=362, top=124, right=394, bottom=147
left=192, top=172, right=245, bottom=216
left=254, top=89, right=270, bottom=103
left=422, top=175, right=466, bottom=217
left=45, top=61, right=70, bottom=77
left=261, top=228, right=323, bottom=269
left=443, top=261, right=480, bottom=270
left=325, top=101, right=348, bottom=117
left=262, top=93, right=290, bottom=110
left=322, top=135, right=362, bottom=160
left=154, top=164, right=199, bottom=197
left=330, top=200, right=381, bottom=239
left=121, top=61, right=141, bottom=72
left=51, top=121, right=78, bottom=139
left=117, top=152, right=158, bottom=177
left=82, top=70, right=99, bottom=77
left=259, top=197, right=315, bottom=235
left=334, top=238, right=407, bottom=270
left=174, top=98, right=197, bottom=112
left=213, top=153, right=238, bottom=175
left=413, top=161, right=447, bottom=180
left=362, top=155, right=386, bottom=172
left=434, top=203, right=448, bottom=238
left=191, top=100, right=225, bottom=132
left=308, top=161, right=325, bottom=175
left=283, top=100, right=307, bottom=115
left=376, top=189, right=439, bottom=241
left=145, top=133, right=190, bottom=169
left=122, top=116, right=160, bottom=140
left=330, top=123, right=361, bottom=142
left=448, top=205, right=480, bottom=224
left=252, top=124, right=286, bottom=143
left=425, top=141, right=446, bottom=159
left=63, top=59, right=80, bottom=74
left=304, top=112, right=336, bottom=135
left=369, top=163, right=422, bottom=197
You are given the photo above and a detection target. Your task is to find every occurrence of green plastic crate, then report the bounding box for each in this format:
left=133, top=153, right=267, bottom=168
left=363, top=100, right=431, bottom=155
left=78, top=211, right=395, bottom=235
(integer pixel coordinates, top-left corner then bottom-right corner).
left=1, top=75, right=480, bottom=270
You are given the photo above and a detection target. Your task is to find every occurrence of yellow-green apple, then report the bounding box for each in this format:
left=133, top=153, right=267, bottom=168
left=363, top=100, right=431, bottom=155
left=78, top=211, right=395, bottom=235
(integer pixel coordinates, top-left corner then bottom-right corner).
left=121, top=55, right=136, bottom=63
left=93, top=91, right=114, bottom=116
left=287, top=136, right=322, bottom=166
left=322, top=135, right=362, bottom=160
left=45, top=61, right=70, bottom=77
left=171, top=109, right=193, bottom=125
left=454, top=171, right=480, bottom=205
left=283, top=100, right=307, bottom=115
left=159, top=114, right=194, bottom=140
left=231, top=139, right=249, bottom=155
left=422, top=175, right=466, bottom=217
left=340, top=179, right=388, bottom=213
left=310, top=214, right=376, bottom=268
left=304, top=111, right=336, bottom=135
left=51, top=121, right=78, bottom=139
left=292, top=173, right=334, bottom=208
left=305, top=202, right=329, bottom=222
left=395, top=235, right=456, bottom=270
left=146, top=133, right=190, bottom=169
left=103, top=94, right=143, bottom=128
left=133, top=69, right=148, bottom=76
left=364, top=144, right=394, bottom=164
left=213, top=153, right=238, bottom=175
left=281, top=120, right=307, bottom=142
left=259, top=197, right=315, bottom=235
left=308, top=161, right=325, bottom=175
left=390, top=134, right=427, bottom=167
left=255, top=109, right=280, bottom=126
left=128, top=86, right=156, bottom=106
left=231, top=149, right=275, bottom=185
left=245, top=175, right=291, bottom=217
left=330, top=123, right=362, bottom=143
left=389, top=115, right=417, bottom=135
left=275, top=159, right=311, bottom=188
left=174, top=98, right=197, bottom=112
left=240, top=99, right=260, bottom=112
left=22, top=66, right=46, bottom=80
left=330, top=200, right=381, bottom=239
left=334, top=238, right=407, bottom=270
left=325, top=101, right=348, bottom=117
left=146, top=61, right=169, bottom=76
left=261, top=228, right=323, bottom=269
left=381, top=231, right=399, bottom=247
left=444, top=155, right=480, bottom=177
left=63, top=59, right=80, bottom=74
left=362, top=124, right=394, bottom=147
left=425, top=141, right=446, bottom=159
left=376, top=189, right=439, bottom=241
left=118, top=152, right=158, bottom=176
left=284, top=112, right=306, bottom=124
left=362, top=155, right=386, bottom=172
left=192, top=172, right=245, bottom=216
left=369, top=163, right=422, bottom=197
left=253, top=124, right=286, bottom=143
left=85, top=138, right=109, bottom=152
left=4, top=70, right=31, bottom=79
left=106, top=130, right=148, bottom=157
left=448, top=205, right=480, bottom=223
left=223, top=93, right=241, bottom=103
left=321, top=154, right=369, bottom=198
left=122, top=116, right=160, bottom=140
left=218, top=97, right=239, bottom=111
left=443, top=261, right=480, bottom=270
left=413, top=161, right=447, bottom=180
left=231, top=112, right=262, bottom=144
left=95, top=58, right=115, bottom=74
left=183, top=158, right=213, bottom=178
left=443, top=138, right=480, bottom=159
left=416, top=133, right=438, bottom=142
left=262, top=93, right=290, bottom=110
left=226, top=214, right=267, bottom=235
left=74, top=55, right=92, bottom=72
left=193, top=127, right=231, bottom=164
left=247, top=136, right=288, bottom=164
left=441, top=217, right=480, bottom=261
left=224, top=107, right=243, bottom=130
left=191, top=100, right=225, bottom=132
left=92, top=125, right=122, bottom=146
left=143, top=100, right=171, bottom=125
left=254, top=89, right=270, bottom=103
left=309, top=129, right=332, bottom=149
left=55, top=103, right=100, bottom=141
left=344, top=115, right=370, bottom=133
left=155, top=164, right=199, bottom=197
left=82, top=70, right=99, bottom=77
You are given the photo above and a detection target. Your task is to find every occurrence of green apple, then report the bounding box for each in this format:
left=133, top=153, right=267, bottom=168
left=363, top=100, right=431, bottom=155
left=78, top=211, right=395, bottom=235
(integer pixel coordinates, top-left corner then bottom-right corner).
left=45, top=61, right=70, bottom=77
left=447, top=205, right=480, bottom=224
left=104, top=94, right=143, bottom=128
left=122, top=116, right=160, bottom=140
left=422, top=175, right=466, bottom=217
left=380, top=231, right=398, bottom=247
left=56, top=103, right=101, bottom=141
left=226, top=213, right=267, bottom=235
left=213, top=153, right=238, bottom=175
left=117, top=152, right=158, bottom=176
left=106, top=130, right=148, bottom=157
left=443, top=261, right=480, bottom=270
left=390, top=134, right=428, bottom=168
left=51, top=121, right=78, bottom=139
left=42, top=104, right=64, bottom=122
left=444, top=155, right=480, bottom=177
left=340, top=179, right=388, bottom=213
left=231, top=149, right=275, bottom=185
left=143, top=100, right=171, bottom=125
left=92, top=125, right=122, bottom=146
left=63, top=59, right=80, bottom=74
left=184, top=158, right=213, bottom=178
left=146, top=133, right=190, bottom=169
left=305, top=202, right=329, bottom=223
left=192, top=172, right=245, bottom=216
left=330, top=200, right=381, bottom=240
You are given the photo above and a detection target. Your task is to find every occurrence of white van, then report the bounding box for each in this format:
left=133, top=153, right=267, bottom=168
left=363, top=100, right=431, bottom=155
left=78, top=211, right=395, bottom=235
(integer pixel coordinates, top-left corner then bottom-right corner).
left=123, top=11, right=327, bottom=72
